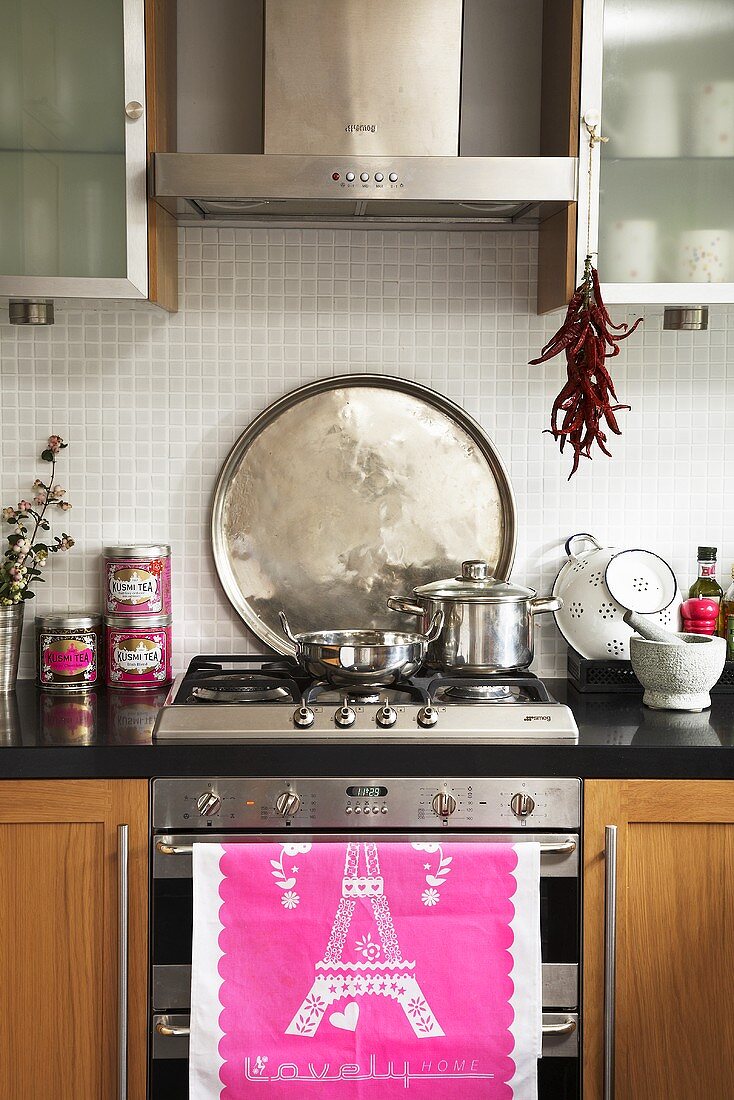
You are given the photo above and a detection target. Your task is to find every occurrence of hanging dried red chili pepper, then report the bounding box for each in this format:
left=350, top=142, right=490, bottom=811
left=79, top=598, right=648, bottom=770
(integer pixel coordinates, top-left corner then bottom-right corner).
left=531, top=118, right=643, bottom=479
left=530, top=256, right=642, bottom=478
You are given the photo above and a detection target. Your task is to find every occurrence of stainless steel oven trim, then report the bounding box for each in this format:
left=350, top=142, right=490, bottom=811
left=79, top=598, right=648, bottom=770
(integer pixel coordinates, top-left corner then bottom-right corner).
left=153, top=962, right=579, bottom=1014
left=152, top=832, right=580, bottom=878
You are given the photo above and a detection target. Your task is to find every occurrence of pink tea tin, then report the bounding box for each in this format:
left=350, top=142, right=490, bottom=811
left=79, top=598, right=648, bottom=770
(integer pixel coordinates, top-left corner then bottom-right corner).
left=37, top=612, right=102, bottom=690
left=106, top=615, right=173, bottom=689
left=104, top=544, right=171, bottom=616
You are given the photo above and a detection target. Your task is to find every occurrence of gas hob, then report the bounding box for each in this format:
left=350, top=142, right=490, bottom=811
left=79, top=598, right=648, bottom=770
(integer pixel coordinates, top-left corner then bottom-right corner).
left=152, top=657, right=579, bottom=744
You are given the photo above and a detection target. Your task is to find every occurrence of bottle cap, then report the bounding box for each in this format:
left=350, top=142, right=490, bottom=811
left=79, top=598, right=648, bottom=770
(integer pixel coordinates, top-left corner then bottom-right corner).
left=697, top=546, right=717, bottom=560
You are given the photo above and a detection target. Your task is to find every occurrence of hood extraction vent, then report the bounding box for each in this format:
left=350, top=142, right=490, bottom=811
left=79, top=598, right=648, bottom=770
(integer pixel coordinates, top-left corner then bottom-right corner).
left=153, top=0, right=578, bottom=228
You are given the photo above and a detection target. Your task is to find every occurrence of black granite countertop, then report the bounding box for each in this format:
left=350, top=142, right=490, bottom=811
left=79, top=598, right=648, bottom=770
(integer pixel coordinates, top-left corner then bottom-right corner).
left=1, top=679, right=733, bottom=780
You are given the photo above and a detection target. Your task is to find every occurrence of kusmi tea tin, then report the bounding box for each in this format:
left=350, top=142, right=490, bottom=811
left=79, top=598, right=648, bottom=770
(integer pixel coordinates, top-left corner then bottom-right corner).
left=36, top=612, right=102, bottom=690
left=106, top=615, right=173, bottom=688
left=104, top=544, right=171, bottom=616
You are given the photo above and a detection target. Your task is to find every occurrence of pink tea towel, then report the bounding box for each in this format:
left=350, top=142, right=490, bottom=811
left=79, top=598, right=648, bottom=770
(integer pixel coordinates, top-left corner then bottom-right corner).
left=190, top=839, right=541, bottom=1099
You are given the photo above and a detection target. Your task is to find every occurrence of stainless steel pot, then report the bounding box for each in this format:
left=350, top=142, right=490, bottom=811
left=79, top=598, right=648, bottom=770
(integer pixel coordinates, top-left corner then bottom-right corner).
left=279, top=609, right=444, bottom=688
left=388, top=560, right=561, bottom=674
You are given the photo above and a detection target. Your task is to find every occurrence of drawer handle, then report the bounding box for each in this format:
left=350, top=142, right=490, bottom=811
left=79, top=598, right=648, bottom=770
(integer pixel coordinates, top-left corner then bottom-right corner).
left=156, top=838, right=577, bottom=857
left=542, top=1016, right=577, bottom=1036
left=604, top=825, right=618, bottom=1100
left=156, top=1021, right=191, bottom=1037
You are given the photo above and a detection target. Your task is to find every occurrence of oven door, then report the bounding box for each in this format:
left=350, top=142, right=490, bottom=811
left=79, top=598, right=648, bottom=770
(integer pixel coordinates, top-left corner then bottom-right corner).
left=150, top=832, right=580, bottom=1098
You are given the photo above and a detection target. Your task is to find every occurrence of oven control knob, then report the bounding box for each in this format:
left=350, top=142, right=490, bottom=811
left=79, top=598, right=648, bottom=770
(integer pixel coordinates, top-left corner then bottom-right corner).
left=376, top=705, right=397, bottom=728
left=418, top=706, right=438, bottom=728
left=432, top=792, right=457, bottom=817
left=510, top=792, right=535, bottom=818
left=293, top=705, right=315, bottom=729
left=275, top=791, right=301, bottom=817
left=335, top=705, right=356, bottom=728
left=196, top=791, right=221, bottom=817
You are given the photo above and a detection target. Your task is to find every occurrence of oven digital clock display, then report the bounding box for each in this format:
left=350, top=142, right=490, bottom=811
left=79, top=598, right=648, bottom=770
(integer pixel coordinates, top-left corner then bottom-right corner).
left=346, top=785, right=388, bottom=798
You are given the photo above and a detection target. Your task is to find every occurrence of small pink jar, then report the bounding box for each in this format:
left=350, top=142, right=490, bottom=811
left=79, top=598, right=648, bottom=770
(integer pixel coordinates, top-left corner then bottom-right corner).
left=104, top=544, right=171, bottom=616
left=106, top=615, right=173, bottom=689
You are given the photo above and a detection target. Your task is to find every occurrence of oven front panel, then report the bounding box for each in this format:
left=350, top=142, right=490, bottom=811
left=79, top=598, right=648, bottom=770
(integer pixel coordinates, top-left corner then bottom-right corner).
left=150, top=778, right=582, bottom=1099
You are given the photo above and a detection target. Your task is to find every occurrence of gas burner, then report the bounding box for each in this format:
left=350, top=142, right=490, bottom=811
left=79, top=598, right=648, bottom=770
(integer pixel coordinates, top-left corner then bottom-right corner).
left=189, top=674, right=295, bottom=704
left=304, top=680, right=430, bottom=707
left=437, top=683, right=516, bottom=703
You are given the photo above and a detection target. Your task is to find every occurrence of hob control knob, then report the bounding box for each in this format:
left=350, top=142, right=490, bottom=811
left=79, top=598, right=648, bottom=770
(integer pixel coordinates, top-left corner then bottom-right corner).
left=196, top=791, right=221, bottom=817
left=335, top=705, right=356, bottom=728
left=376, top=705, right=397, bottom=728
left=275, top=791, right=301, bottom=817
left=293, top=705, right=315, bottom=729
left=432, top=792, right=457, bottom=817
left=510, top=792, right=535, bottom=818
left=418, top=706, right=438, bottom=728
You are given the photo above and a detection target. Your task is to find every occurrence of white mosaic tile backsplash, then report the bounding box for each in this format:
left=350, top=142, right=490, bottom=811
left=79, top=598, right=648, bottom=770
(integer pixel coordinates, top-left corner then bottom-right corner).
left=1, top=226, right=733, bottom=680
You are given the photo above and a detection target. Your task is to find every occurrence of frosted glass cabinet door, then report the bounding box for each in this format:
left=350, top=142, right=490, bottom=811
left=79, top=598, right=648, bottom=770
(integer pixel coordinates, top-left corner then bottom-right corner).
left=0, top=0, right=147, bottom=298
left=579, top=0, right=734, bottom=303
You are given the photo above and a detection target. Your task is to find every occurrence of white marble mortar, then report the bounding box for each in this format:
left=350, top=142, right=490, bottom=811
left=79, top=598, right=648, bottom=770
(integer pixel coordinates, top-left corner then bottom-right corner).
left=630, top=634, right=726, bottom=712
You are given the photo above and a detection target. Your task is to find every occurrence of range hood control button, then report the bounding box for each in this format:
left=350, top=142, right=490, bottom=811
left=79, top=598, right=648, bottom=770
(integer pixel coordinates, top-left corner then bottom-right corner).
left=431, top=792, right=457, bottom=817
left=389, top=172, right=398, bottom=182
left=275, top=791, right=301, bottom=817
left=346, top=172, right=355, bottom=182
left=510, top=793, right=535, bottom=818
left=360, top=172, right=369, bottom=182
left=376, top=705, right=397, bottom=728
left=335, top=705, right=356, bottom=728
left=418, top=706, right=438, bottom=728
left=374, top=172, right=384, bottom=182
left=196, top=792, right=221, bottom=817
left=293, top=705, right=315, bottom=729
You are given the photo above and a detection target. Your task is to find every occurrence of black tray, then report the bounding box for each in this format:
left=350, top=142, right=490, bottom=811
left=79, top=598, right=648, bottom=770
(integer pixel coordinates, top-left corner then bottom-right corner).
left=567, top=648, right=734, bottom=695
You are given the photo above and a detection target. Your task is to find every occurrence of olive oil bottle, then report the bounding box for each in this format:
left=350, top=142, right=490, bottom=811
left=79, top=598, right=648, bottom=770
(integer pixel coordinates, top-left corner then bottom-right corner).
left=689, top=546, right=724, bottom=634
left=723, top=566, right=734, bottom=660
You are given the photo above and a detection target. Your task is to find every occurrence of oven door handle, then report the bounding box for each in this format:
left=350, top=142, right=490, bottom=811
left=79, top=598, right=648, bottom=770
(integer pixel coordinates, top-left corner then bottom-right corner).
left=156, top=1020, right=191, bottom=1037
left=541, top=1016, right=577, bottom=1036
left=155, top=1017, right=577, bottom=1039
left=155, top=837, right=577, bottom=857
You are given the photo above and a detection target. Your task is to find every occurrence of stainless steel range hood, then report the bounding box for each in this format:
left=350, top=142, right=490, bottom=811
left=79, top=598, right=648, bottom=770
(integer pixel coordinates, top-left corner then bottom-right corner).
left=153, top=0, right=578, bottom=228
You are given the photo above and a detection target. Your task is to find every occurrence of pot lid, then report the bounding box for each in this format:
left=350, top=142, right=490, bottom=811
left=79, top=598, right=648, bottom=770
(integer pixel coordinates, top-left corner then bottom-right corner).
left=415, top=560, right=536, bottom=601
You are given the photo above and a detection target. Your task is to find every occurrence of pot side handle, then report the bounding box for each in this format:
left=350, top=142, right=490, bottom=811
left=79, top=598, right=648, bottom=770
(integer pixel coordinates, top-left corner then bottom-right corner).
left=531, top=596, right=562, bottom=615
left=564, top=532, right=604, bottom=562
left=424, top=608, right=445, bottom=642
left=387, top=596, right=426, bottom=617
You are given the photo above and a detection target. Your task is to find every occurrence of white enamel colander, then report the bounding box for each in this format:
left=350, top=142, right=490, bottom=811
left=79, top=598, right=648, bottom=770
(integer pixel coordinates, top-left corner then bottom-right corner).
left=552, top=533, right=682, bottom=660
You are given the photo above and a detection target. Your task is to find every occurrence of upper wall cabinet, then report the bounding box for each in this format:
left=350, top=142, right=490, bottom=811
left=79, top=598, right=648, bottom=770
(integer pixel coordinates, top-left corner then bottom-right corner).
left=579, top=0, right=734, bottom=304
left=0, top=0, right=177, bottom=310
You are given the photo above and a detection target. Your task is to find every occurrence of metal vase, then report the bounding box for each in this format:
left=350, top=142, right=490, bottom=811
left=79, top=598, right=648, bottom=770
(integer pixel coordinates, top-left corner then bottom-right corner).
left=0, top=603, right=24, bottom=693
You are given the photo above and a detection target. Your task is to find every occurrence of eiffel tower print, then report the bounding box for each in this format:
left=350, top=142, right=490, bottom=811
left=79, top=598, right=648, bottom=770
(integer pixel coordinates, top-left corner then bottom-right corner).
left=286, top=842, right=443, bottom=1038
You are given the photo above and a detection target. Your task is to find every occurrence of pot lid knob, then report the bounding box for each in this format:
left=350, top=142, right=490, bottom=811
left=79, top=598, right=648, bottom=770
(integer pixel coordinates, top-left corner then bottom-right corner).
left=461, top=560, right=490, bottom=581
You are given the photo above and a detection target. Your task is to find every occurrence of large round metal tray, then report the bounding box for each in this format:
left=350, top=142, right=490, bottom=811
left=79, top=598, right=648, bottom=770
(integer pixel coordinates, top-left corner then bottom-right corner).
left=211, top=374, right=517, bottom=654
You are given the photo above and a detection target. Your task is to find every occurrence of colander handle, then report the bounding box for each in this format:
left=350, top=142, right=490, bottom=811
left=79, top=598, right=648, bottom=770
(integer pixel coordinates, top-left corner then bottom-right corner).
left=565, top=532, right=604, bottom=562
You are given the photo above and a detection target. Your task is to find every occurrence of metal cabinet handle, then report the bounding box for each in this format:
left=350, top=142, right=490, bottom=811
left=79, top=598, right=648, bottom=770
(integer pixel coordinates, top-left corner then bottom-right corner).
left=604, top=825, right=618, bottom=1100
left=156, top=1021, right=191, bottom=1037
left=542, top=1016, right=577, bottom=1036
left=118, top=824, right=129, bottom=1100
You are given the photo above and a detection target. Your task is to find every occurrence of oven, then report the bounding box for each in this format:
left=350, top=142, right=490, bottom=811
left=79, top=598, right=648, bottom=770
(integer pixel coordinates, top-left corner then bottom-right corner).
left=150, top=776, right=581, bottom=1098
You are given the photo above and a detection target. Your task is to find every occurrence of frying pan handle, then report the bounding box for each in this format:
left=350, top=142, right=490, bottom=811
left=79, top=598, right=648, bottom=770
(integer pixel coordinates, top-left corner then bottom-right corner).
left=278, top=611, right=299, bottom=655
left=565, top=532, right=603, bottom=562
left=387, top=596, right=426, bottom=618
left=424, top=609, right=445, bottom=642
